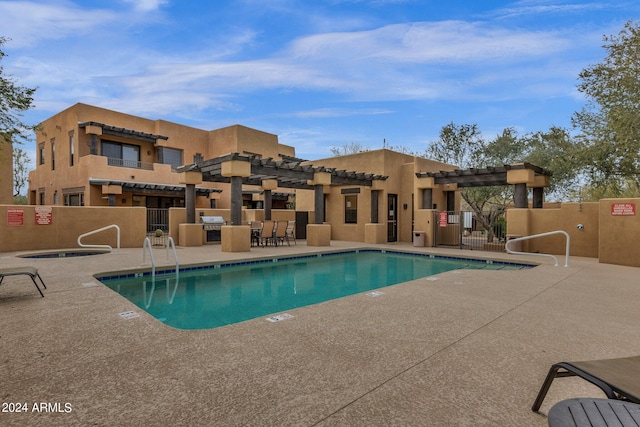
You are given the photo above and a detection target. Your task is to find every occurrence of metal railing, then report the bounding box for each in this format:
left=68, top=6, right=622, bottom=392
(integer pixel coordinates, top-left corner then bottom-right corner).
left=77, top=224, right=121, bottom=253
left=505, top=230, right=570, bottom=267
left=107, top=157, right=154, bottom=170
left=142, top=236, right=179, bottom=308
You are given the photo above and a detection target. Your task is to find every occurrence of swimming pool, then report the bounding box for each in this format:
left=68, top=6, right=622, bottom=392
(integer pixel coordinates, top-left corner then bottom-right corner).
left=98, top=249, right=533, bottom=330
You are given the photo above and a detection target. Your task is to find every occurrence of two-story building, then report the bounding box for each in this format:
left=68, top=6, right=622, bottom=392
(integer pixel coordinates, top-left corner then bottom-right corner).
left=27, top=103, right=296, bottom=210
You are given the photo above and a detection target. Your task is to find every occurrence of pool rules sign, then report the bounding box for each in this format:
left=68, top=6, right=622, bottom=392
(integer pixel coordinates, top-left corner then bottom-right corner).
left=611, top=203, right=636, bottom=216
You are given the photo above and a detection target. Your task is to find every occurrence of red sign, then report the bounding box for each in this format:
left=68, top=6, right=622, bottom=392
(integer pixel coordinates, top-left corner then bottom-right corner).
left=439, top=211, right=448, bottom=227
left=35, top=206, right=53, bottom=225
left=611, top=203, right=636, bottom=216
left=7, top=208, right=24, bottom=226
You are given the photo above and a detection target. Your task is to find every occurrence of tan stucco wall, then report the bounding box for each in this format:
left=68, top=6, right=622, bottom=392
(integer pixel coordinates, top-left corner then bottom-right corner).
left=506, top=203, right=600, bottom=258
left=0, top=205, right=146, bottom=251
left=599, top=198, right=640, bottom=267
left=0, top=139, right=13, bottom=204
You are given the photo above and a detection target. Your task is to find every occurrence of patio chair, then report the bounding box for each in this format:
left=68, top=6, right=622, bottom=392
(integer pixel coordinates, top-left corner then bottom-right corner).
left=0, top=266, right=47, bottom=297
left=532, top=355, right=640, bottom=412
left=547, top=398, right=640, bottom=426
left=285, top=220, right=296, bottom=245
left=259, top=220, right=276, bottom=247
left=249, top=221, right=262, bottom=247
left=274, top=220, right=288, bottom=246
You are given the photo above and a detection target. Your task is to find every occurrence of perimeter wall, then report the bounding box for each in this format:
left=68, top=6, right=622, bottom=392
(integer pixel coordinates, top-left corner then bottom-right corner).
left=506, top=198, right=640, bottom=267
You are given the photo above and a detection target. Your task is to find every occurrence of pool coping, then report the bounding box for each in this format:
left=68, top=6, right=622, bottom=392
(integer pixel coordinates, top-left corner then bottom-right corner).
left=95, top=247, right=537, bottom=281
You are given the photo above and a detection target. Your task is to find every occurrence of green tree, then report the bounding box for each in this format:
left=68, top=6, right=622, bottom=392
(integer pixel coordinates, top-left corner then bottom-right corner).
left=0, top=37, right=37, bottom=145
left=427, top=123, right=581, bottom=242
left=572, top=20, right=640, bottom=194
left=13, top=146, right=30, bottom=196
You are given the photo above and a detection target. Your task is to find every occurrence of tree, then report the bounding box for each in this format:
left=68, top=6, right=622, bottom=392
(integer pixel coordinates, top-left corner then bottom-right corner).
left=572, top=20, right=640, bottom=194
left=330, top=142, right=370, bottom=156
left=427, top=123, right=581, bottom=242
left=13, top=146, right=30, bottom=196
left=0, top=37, right=37, bottom=145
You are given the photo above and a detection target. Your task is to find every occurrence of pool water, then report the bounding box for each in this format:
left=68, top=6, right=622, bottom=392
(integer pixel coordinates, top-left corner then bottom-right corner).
left=99, top=250, right=532, bottom=330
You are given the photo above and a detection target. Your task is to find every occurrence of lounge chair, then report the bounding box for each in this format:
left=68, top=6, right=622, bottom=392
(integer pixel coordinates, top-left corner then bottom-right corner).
left=0, top=266, right=47, bottom=297
left=532, top=355, right=640, bottom=412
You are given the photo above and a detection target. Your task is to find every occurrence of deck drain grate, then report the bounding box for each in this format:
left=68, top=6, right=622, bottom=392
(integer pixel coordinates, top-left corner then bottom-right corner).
left=119, top=311, right=140, bottom=320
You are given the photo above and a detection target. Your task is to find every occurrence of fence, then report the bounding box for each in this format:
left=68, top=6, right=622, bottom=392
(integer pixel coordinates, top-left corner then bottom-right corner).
left=147, top=208, right=169, bottom=233
left=433, top=211, right=507, bottom=252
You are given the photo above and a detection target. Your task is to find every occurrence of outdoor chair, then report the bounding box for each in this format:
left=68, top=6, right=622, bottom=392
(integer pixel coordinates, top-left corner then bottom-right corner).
left=0, top=266, right=47, bottom=297
left=547, top=398, right=640, bottom=426
left=285, top=220, right=296, bottom=245
left=259, top=220, right=276, bottom=247
left=249, top=221, right=262, bottom=247
left=274, top=220, right=288, bottom=246
left=532, top=355, right=640, bottom=412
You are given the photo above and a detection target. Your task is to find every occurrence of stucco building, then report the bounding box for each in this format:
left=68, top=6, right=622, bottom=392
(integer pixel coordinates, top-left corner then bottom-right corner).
left=27, top=103, right=462, bottom=245
left=28, top=103, right=296, bottom=210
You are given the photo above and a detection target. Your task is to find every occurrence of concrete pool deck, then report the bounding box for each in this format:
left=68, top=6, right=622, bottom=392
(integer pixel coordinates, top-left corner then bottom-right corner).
left=1, top=241, right=639, bottom=426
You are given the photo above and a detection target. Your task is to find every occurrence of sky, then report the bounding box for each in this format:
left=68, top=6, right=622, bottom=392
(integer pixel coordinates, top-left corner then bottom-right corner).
left=2, top=0, right=640, bottom=165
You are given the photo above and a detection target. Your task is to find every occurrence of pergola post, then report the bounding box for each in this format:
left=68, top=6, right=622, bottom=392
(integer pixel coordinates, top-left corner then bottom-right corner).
left=178, top=171, right=204, bottom=247
left=261, top=179, right=278, bottom=221
left=514, top=183, right=528, bottom=208
left=314, top=185, right=324, bottom=224
left=220, top=158, right=252, bottom=252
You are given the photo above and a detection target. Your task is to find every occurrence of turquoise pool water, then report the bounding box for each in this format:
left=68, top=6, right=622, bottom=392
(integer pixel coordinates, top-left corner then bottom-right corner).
left=98, top=250, right=532, bottom=330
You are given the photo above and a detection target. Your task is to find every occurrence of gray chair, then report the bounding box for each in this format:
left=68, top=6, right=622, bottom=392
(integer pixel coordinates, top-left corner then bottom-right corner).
left=0, top=266, right=47, bottom=297
left=532, top=355, right=640, bottom=412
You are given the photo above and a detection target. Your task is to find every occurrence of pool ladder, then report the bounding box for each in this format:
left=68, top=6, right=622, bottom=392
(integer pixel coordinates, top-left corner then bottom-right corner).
left=142, top=237, right=180, bottom=307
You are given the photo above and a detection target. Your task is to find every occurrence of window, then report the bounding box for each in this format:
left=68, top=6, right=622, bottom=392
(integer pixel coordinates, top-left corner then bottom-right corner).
left=69, top=131, right=75, bottom=166
left=158, top=147, right=183, bottom=169
left=102, top=140, right=140, bottom=168
left=38, top=143, right=45, bottom=165
left=53, top=191, right=58, bottom=205
left=63, top=193, right=84, bottom=206
left=194, top=153, right=204, bottom=163
left=39, top=191, right=45, bottom=205
left=345, top=195, right=358, bottom=224
left=51, top=138, right=55, bottom=170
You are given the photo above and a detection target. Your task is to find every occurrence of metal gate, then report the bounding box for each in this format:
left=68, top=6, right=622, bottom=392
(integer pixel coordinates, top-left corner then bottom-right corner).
left=433, top=211, right=507, bottom=252
left=147, top=208, right=169, bottom=233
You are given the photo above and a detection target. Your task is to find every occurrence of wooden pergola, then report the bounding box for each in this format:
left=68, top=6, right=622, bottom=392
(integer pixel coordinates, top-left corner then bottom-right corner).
left=177, top=153, right=388, bottom=225
left=415, top=163, right=551, bottom=208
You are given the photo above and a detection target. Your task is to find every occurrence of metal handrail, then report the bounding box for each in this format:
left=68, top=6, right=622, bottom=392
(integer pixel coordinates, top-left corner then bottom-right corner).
left=77, top=224, right=120, bottom=253
left=142, top=237, right=156, bottom=283
left=505, top=230, right=570, bottom=267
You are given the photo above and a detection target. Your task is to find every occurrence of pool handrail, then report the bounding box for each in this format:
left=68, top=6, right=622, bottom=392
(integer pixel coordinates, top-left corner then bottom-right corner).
left=77, top=224, right=120, bottom=253
left=505, top=230, right=570, bottom=267
left=142, top=237, right=156, bottom=283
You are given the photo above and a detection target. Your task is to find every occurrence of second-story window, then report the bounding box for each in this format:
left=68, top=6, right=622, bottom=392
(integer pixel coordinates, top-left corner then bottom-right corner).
left=158, top=147, right=183, bottom=169
left=102, top=140, right=140, bottom=168
left=69, top=131, right=75, bottom=166
left=38, top=143, right=45, bottom=165
left=51, top=138, right=56, bottom=171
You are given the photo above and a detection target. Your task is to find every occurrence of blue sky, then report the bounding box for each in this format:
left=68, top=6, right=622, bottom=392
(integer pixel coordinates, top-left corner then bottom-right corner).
left=2, top=0, right=639, bottom=164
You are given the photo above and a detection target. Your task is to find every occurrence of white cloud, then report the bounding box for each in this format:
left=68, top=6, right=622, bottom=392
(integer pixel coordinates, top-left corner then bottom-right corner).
left=121, top=0, right=169, bottom=12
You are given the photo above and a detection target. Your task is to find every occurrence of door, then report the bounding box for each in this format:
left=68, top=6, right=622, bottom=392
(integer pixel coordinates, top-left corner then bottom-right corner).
left=387, top=194, right=398, bottom=242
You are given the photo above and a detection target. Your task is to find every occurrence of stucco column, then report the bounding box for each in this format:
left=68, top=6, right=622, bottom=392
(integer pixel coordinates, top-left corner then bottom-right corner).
left=514, top=183, right=528, bottom=208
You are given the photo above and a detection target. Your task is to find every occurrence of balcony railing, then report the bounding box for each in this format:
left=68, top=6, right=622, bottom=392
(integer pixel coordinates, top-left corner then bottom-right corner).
left=106, top=157, right=154, bottom=170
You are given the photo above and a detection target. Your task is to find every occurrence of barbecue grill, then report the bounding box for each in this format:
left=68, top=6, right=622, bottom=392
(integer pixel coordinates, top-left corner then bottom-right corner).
left=201, top=216, right=225, bottom=242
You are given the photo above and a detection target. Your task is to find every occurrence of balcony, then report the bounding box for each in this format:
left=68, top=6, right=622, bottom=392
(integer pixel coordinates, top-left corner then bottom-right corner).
left=106, top=157, right=154, bottom=170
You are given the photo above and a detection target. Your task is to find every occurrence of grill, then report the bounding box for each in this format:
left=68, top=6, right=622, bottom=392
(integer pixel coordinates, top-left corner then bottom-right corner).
left=201, top=216, right=225, bottom=230
left=201, top=216, right=225, bottom=243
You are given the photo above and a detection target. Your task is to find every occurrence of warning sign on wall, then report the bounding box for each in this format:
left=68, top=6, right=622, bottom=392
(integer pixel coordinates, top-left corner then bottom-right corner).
left=7, top=208, right=24, bottom=226
left=439, top=211, right=448, bottom=227
left=34, top=206, right=53, bottom=225
left=611, top=203, right=636, bottom=216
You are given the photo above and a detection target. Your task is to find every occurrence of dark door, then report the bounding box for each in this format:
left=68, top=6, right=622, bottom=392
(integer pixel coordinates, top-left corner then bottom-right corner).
left=387, top=194, right=398, bottom=242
